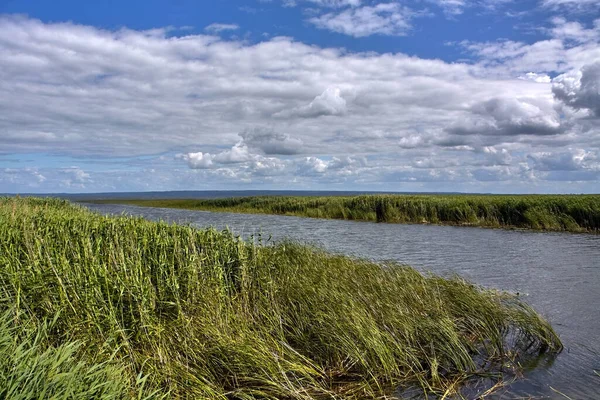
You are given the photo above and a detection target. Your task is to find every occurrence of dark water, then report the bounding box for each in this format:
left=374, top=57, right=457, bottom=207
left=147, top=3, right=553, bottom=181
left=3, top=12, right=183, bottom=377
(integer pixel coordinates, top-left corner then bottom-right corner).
left=84, top=203, right=600, bottom=399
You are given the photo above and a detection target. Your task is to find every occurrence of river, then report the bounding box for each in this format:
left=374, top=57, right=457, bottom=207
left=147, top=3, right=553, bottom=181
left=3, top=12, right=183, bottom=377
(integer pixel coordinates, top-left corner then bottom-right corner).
left=83, top=203, right=600, bottom=399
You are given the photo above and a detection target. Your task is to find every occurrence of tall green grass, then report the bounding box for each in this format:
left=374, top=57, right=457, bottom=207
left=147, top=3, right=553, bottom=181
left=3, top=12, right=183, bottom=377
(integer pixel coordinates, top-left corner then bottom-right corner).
left=0, top=197, right=562, bottom=398
left=97, top=194, right=600, bottom=233
left=0, top=309, right=156, bottom=399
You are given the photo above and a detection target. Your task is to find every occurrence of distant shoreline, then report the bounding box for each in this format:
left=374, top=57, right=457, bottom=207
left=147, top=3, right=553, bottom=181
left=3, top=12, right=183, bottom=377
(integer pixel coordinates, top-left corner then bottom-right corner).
left=2, top=189, right=483, bottom=200
left=87, top=193, right=600, bottom=233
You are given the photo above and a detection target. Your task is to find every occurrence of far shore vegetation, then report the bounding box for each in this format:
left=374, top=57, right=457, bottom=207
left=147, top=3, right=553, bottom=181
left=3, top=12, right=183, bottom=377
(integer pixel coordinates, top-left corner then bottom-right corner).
left=0, top=197, right=562, bottom=398
left=90, top=194, right=600, bottom=233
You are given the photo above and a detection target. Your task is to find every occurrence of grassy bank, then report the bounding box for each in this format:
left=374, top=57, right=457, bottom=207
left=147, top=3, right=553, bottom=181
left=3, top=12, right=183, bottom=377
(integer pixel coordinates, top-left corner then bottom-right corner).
left=92, top=194, right=600, bottom=233
left=1, top=197, right=562, bottom=399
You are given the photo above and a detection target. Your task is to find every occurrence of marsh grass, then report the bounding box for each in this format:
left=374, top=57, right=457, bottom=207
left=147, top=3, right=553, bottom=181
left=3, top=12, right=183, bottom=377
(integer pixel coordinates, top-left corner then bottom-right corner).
left=96, top=194, right=600, bottom=233
left=0, top=197, right=562, bottom=398
left=0, top=309, right=157, bottom=399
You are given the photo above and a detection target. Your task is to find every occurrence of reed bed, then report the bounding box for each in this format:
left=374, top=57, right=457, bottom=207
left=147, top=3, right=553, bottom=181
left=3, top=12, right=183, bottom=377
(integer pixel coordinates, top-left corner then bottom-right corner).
left=0, top=197, right=562, bottom=398
left=97, top=194, right=600, bottom=233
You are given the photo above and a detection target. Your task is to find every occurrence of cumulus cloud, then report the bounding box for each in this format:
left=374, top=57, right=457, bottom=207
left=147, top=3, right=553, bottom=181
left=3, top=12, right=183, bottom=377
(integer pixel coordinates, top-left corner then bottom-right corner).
left=299, top=155, right=367, bottom=175
left=519, top=72, right=552, bottom=83
left=482, top=146, right=512, bottom=165
left=309, top=3, right=415, bottom=37
left=248, top=156, right=288, bottom=176
left=398, top=135, right=427, bottom=149
left=329, top=155, right=367, bottom=169
left=276, top=87, right=347, bottom=118
left=553, top=62, right=600, bottom=117
left=447, top=97, right=562, bottom=139
left=528, top=150, right=588, bottom=171
left=240, top=128, right=303, bottom=155
left=185, top=143, right=252, bottom=169
left=476, top=97, right=561, bottom=134
left=302, top=156, right=329, bottom=173
left=184, top=152, right=214, bottom=169
left=183, top=128, right=304, bottom=172
left=212, top=144, right=253, bottom=164
left=526, top=150, right=600, bottom=183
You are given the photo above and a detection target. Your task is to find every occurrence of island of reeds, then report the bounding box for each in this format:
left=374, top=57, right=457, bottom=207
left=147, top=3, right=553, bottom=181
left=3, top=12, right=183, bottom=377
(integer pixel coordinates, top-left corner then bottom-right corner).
left=93, top=194, right=600, bottom=233
left=0, top=197, right=562, bottom=399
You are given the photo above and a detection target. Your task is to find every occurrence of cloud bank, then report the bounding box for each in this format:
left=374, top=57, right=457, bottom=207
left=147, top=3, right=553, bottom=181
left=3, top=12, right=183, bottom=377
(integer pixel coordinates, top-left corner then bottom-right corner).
left=0, top=14, right=599, bottom=193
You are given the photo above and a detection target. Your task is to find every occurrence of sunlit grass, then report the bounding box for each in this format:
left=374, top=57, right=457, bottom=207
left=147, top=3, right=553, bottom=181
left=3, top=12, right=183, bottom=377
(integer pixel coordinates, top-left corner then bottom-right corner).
left=0, top=197, right=563, bottom=398
left=0, top=309, right=157, bottom=399
left=95, top=194, right=600, bottom=233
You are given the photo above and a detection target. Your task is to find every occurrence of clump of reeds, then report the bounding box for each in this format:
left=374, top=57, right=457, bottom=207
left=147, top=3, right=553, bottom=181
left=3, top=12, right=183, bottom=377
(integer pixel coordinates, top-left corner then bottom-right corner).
left=0, top=308, right=158, bottom=399
left=99, top=194, right=600, bottom=232
left=0, top=197, right=562, bottom=398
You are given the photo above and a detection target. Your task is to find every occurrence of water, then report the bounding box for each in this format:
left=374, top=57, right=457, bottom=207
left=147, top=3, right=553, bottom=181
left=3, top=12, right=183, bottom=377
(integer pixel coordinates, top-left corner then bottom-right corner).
left=84, top=203, right=600, bottom=399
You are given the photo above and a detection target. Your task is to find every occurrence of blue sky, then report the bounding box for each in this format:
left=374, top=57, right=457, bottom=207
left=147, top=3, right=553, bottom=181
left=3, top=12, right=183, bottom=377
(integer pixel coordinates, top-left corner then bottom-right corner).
left=0, top=0, right=599, bottom=193
left=0, top=0, right=577, bottom=60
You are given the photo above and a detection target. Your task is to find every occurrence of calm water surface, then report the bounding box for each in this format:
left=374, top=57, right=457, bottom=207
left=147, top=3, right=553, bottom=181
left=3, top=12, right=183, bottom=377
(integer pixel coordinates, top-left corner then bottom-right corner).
left=84, top=203, right=600, bottom=399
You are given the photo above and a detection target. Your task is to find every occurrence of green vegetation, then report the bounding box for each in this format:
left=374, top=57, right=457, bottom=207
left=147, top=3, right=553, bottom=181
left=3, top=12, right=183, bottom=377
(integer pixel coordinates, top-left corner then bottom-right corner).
left=0, top=309, right=154, bottom=399
left=1, top=197, right=562, bottom=399
left=94, top=194, right=600, bottom=232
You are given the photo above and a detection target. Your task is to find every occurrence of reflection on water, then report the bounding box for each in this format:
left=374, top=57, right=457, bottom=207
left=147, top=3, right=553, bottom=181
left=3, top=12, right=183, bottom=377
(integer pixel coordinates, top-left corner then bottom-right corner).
left=83, top=203, right=600, bottom=399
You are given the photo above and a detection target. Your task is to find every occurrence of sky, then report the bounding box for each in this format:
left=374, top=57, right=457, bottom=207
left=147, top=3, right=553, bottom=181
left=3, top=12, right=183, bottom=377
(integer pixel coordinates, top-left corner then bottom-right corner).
left=0, top=0, right=599, bottom=193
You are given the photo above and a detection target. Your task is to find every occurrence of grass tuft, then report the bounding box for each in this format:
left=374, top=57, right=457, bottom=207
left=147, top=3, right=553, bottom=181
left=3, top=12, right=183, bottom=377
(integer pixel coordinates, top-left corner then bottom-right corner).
left=0, top=308, right=158, bottom=399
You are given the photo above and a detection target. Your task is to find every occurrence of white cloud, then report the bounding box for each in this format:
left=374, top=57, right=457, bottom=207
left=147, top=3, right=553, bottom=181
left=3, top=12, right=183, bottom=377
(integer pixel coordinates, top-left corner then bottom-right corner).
left=475, top=97, right=561, bottom=135
left=553, top=61, right=600, bottom=117
left=58, top=167, right=92, bottom=188
left=455, top=17, right=598, bottom=78
left=429, top=0, right=515, bottom=16
left=303, top=156, right=329, bottom=173
left=528, top=149, right=599, bottom=172
left=184, top=152, right=214, bottom=169
left=240, top=128, right=304, bottom=155
left=248, top=156, right=288, bottom=176
left=306, top=0, right=361, bottom=7
left=329, top=155, right=367, bottom=169
left=276, top=87, right=347, bottom=118
left=442, top=94, right=563, bottom=147
left=204, top=23, right=239, bottom=33
left=0, top=15, right=599, bottom=192
left=549, top=17, right=600, bottom=43
left=519, top=72, right=552, bottom=83
left=0, top=168, right=46, bottom=186
left=185, top=143, right=252, bottom=169
left=541, top=0, right=600, bottom=11
left=299, top=155, right=367, bottom=175
left=184, top=129, right=303, bottom=170
left=432, top=0, right=468, bottom=15
left=212, top=143, right=253, bottom=164
left=278, top=0, right=361, bottom=7
left=309, top=3, right=415, bottom=37
left=482, top=146, right=512, bottom=165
